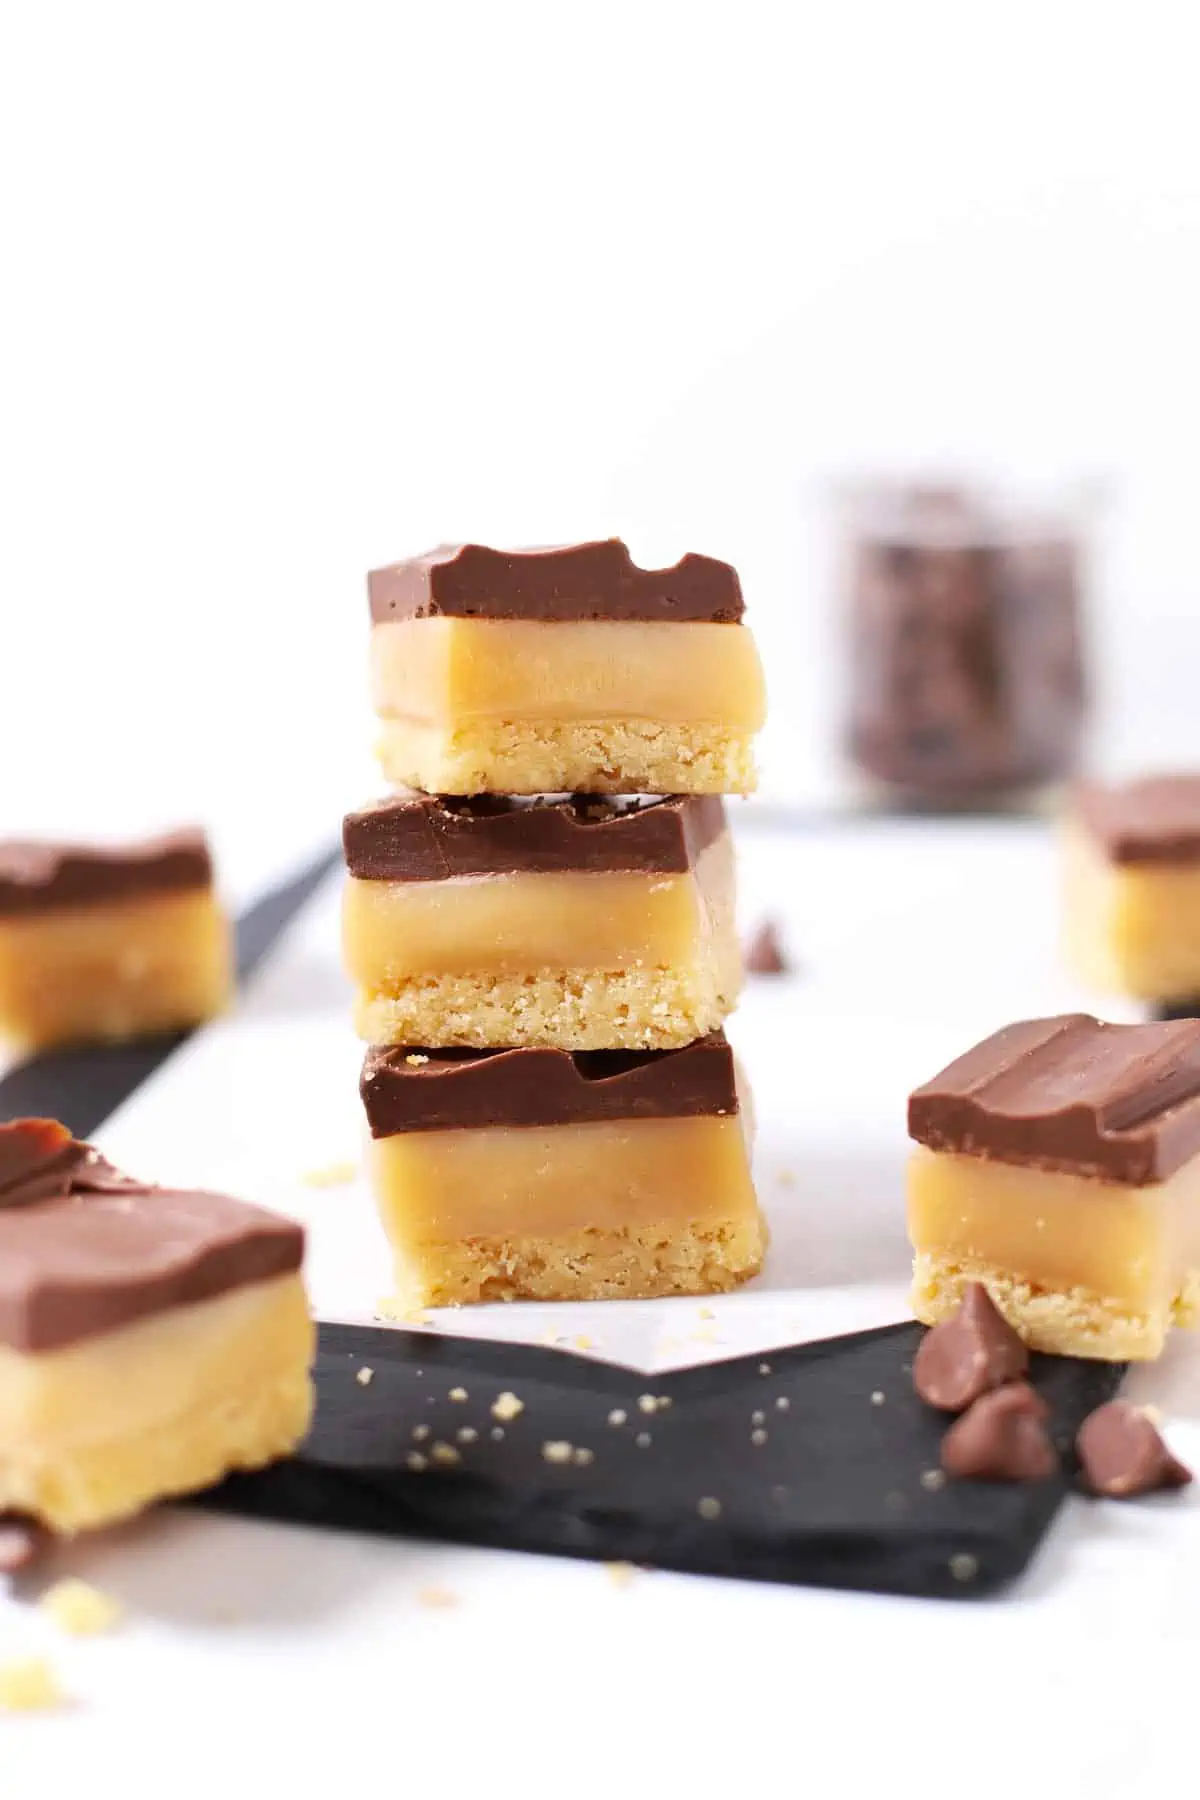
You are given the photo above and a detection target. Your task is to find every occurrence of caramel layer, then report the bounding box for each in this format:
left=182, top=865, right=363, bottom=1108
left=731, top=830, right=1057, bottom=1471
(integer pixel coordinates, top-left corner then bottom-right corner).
left=0, top=888, right=232, bottom=1050
left=370, top=618, right=766, bottom=728
left=1064, top=821, right=1200, bottom=1000
left=0, top=1273, right=313, bottom=1531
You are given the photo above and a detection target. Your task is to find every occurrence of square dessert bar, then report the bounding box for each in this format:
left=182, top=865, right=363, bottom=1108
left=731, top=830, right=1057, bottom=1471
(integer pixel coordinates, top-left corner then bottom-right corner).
left=0, top=830, right=232, bottom=1051
left=361, top=1033, right=765, bottom=1309
left=342, top=793, right=740, bottom=1050
left=0, top=1119, right=312, bottom=1531
left=1064, top=776, right=1200, bottom=1002
left=907, top=1014, right=1200, bottom=1360
left=367, top=540, right=766, bottom=795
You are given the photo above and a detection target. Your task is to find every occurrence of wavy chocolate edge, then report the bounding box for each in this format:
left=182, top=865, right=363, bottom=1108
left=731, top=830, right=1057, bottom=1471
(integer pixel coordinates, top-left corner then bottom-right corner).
left=0, top=1120, right=304, bottom=1351
left=1072, top=775, right=1200, bottom=866
left=908, top=1013, right=1200, bottom=1184
left=0, top=828, right=214, bottom=919
left=360, top=1034, right=740, bottom=1136
left=367, top=539, right=744, bottom=624
left=343, top=793, right=727, bottom=881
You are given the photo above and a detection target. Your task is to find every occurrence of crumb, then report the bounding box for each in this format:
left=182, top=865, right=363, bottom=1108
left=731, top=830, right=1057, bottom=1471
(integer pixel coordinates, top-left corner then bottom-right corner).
left=777, top=1169, right=796, bottom=1189
left=542, top=1441, right=574, bottom=1464
left=608, top=1409, right=627, bottom=1427
left=637, top=1395, right=658, bottom=1414
left=920, top=1469, right=946, bottom=1492
left=0, top=1656, right=63, bottom=1713
left=750, top=1428, right=768, bottom=1447
left=574, top=1335, right=594, bottom=1351
left=870, top=1390, right=885, bottom=1406
left=406, top=1452, right=428, bottom=1471
left=430, top=1442, right=460, bottom=1465
left=949, top=1553, right=978, bottom=1583
left=448, top=1386, right=468, bottom=1402
left=40, top=1579, right=122, bottom=1638
left=606, top=1562, right=636, bottom=1589
left=356, top=1366, right=374, bottom=1386
left=404, top=1054, right=430, bottom=1066
left=412, top=1424, right=431, bottom=1442
left=775, top=1397, right=790, bottom=1412
left=635, top=1432, right=652, bottom=1449
left=574, top=1447, right=594, bottom=1466
left=697, top=1497, right=722, bottom=1520
left=491, top=1392, right=524, bottom=1422
left=751, top=1410, right=765, bottom=1426
left=759, top=1362, right=772, bottom=1375
left=884, top=1491, right=906, bottom=1513
left=698, top=1306, right=716, bottom=1320
left=417, top=1585, right=458, bottom=1609
left=490, top=1427, right=505, bottom=1441
left=300, top=1160, right=358, bottom=1188
left=656, top=1396, right=672, bottom=1410
left=456, top=1427, right=478, bottom=1445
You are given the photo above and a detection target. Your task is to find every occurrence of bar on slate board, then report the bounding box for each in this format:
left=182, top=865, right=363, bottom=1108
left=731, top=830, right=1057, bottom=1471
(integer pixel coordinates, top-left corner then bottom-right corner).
left=906, top=1014, right=1200, bottom=1360
left=0, top=829, right=232, bottom=1051
left=360, top=1034, right=764, bottom=1310
left=367, top=540, right=767, bottom=796
left=1064, top=775, right=1200, bottom=1006
left=0, top=1119, right=313, bottom=1532
left=342, top=793, right=741, bottom=1051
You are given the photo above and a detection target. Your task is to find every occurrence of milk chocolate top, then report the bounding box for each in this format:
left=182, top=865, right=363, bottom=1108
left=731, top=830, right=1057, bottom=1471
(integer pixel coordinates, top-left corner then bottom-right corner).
left=909, top=1014, right=1200, bottom=1184
left=1073, top=776, right=1200, bottom=866
left=0, top=829, right=214, bottom=919
left=0, top=1119, right=304, bottom=1351
left=361, top=1034, right=740, bottom=1137
left=368, top=540, right=744, bottom=624
left=343, top=793, right=727, bottom=881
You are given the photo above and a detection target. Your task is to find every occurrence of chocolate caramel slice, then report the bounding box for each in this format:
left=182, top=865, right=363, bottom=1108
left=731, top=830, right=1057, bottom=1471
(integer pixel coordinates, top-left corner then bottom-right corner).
left=0, top=1120, right=312, bottom=1533
left=360, top=1036, right=764, bottom=1310
left=342, top=796, right=738, bottom=1052
left=907, top=1014, right=1200, bottom=1361
left=0, top=829, right=213, bottom=919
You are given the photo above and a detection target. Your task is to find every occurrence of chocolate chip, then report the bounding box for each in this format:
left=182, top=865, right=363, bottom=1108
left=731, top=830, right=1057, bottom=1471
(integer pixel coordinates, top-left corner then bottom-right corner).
left=0, top=1518, right=40, bottom=1574
left=1076, top=1401, right=1193, bottom=1499
left=912, top=1283, right=1029, bottom=1412
left=940, top=1383, right=1058, bottom=1482
left=744, top=921, right=788, bottom=976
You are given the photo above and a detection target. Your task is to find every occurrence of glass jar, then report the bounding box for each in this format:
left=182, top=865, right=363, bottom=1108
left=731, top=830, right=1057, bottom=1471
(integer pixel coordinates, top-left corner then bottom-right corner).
left=839, top=481, right=1091, bottom=808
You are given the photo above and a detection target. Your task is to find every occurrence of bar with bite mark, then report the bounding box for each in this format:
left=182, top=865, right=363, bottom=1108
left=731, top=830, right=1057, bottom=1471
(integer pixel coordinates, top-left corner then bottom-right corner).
left=0, top=1119, right=312, bottom=1532
left=907, top=1014, right=1200, bottom=1360
left=1064, top=775, right=1200, bottom=1005
left=342, top=793, right=740, bottom=1049
left=368, top=540, right=766, bottom=796
left=361, top=1032, right=764, bottom=1309
left=0, top=830, right=232, bottom=1051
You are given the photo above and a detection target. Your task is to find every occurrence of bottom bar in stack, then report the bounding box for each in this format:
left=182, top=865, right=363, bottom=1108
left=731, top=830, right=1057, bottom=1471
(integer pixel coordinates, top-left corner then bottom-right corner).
left=360, top=1033, right=765, bottom=1309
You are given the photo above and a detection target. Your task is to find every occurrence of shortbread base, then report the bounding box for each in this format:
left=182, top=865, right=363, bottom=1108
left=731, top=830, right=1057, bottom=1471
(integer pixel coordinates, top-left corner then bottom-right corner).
left=377, top=717, right=757, bottom=796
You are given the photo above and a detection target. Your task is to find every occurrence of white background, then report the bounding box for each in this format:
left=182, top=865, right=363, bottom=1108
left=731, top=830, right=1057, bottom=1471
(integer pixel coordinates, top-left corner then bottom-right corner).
left=4, top=3, right=1200, bottom=1791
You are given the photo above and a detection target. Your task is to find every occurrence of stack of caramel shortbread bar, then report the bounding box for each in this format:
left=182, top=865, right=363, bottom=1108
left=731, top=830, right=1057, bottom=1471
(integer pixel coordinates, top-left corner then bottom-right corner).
left=342, top=540, right=769, bottom=1309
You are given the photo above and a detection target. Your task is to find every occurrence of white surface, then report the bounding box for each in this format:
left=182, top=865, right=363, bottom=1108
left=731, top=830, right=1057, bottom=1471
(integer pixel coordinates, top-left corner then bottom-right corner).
left=4, top=817, right=1198, bottom=1794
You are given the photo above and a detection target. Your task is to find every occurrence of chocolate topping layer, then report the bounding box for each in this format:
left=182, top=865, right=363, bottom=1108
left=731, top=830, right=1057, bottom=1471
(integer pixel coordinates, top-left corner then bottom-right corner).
left=1073, top=776, right=1200, bottom=866
left=343, top=793, right=727, bottom=881
left=909, top=1014, right=1200, bottom=1184
left=368, top=540, right=744, bottom=624
left=0, top=1121, right=303, bottom=1352
left=360, top=1034, right=740, bottom=1137
left=0, top=829, right=214, bottom=919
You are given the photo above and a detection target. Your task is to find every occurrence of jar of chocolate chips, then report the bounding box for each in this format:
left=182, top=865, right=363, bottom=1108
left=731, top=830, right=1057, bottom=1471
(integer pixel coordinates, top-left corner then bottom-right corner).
left=839, top=482, right=1090, bottom=808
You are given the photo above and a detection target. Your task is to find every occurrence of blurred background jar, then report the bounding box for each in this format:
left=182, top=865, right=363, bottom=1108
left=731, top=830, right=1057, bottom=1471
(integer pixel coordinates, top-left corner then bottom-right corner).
left=838, top=480, right=1094, bottom=810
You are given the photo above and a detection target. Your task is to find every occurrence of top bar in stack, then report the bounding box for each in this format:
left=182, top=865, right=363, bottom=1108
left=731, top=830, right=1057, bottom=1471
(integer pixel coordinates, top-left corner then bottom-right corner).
left=1064, top=775, right=1200, bottom=1003
left=368, top=540, right=767, bottom=794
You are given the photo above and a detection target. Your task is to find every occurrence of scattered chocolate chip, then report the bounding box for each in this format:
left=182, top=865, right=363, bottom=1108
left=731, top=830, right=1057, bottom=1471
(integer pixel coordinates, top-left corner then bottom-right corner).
left=744, top=921, right=788, bottom=975
left=912, top=1283, right=1028, bottom=1412
left=940, top=1383, right=1057, bottom=1482
left=1076, top=1401, right=1193, bottom=1499
left=0, top=1519, right=40, bottom=1575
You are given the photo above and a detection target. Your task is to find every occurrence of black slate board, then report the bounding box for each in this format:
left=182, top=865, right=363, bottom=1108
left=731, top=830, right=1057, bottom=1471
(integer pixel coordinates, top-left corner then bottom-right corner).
left=0, top=846, right=340, bottom=1135
left=201, top=1319, right=1124, bottom=1600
